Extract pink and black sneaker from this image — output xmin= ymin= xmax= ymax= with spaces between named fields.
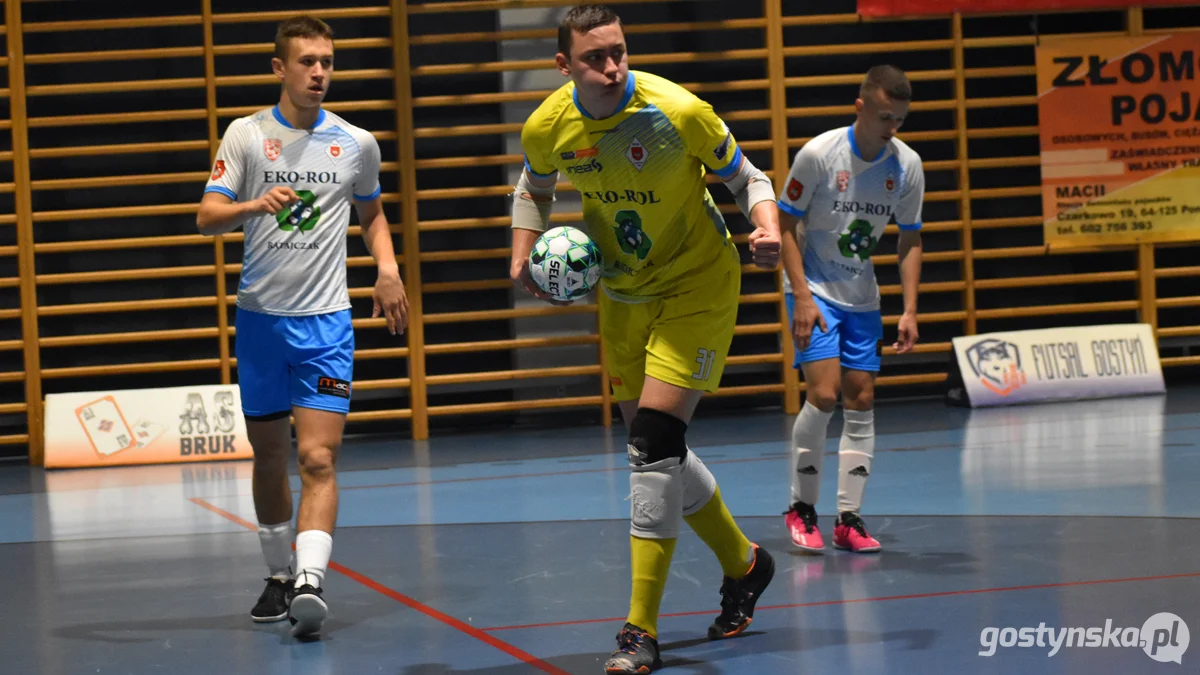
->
xmin=833 ymin=512 xmax=881 ymax=553
xmin=784 ymin=501 xmax=824 ymax=553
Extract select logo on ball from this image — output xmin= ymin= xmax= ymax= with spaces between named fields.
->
xmin=529 ymin=226 xmax=603 ymax=302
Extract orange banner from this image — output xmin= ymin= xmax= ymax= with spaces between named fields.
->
xmin=44 ymin=384 xmax=253 ymax=469
xmin=859 ymin=0 xmax=1194 ymax=17
xmin=1038 ymin=34 xmax=1200 ymax=249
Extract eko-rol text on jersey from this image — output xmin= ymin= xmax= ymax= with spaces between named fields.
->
xmin=205 ymin=107 xmax=382 ymax=316
xmin=777 ymin=126 xmax=925 ymax=311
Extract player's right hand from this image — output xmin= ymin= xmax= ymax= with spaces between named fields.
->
xmin=251 ymin=186 xmax=299 ymax=215
xmin=792 ymin=296 xmax=827 ymax=351
xmin=510 ymin=258 xmax=571 ymax=306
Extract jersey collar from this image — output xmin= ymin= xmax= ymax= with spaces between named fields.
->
xmin=848 ymin=124 xmax=885 ymax=162
xmin=272 ymin=105 xmax=326 ymax=131
xmin=573 ymin=71 xmax=637 ymax=120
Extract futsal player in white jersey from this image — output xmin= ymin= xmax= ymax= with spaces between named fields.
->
xmin=776 ymin=65 xmax=924 ymax=554
xmin=195 ymin=16 xmax=408 ymax=637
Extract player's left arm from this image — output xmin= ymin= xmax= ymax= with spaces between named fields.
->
xmin=894 ymin=158 xmax=926 ymax=354
xmin=354 ymin=133 xmax=408 ymax=336
xmin=683 ymin=99 xmax=779 ymax=270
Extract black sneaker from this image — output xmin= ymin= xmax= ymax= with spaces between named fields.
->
xmin=604 ymin=623 xmax=662 ymax=674
xmin=288 ymin=584 xmax=328 ymax=638
xmin=707 ymin=545 xmax=775 ymax=640
xmin=250 ymin=577 xmax=291 ymax=623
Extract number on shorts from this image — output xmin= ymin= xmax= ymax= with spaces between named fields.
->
xmin=692 ymin=348 xmax=716 ymax=381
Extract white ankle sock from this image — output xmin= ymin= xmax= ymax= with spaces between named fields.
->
xmin=294 ymin=530 xmax=333 ymax=589
xmin=257 ymin=521 xmax=292 ymax=579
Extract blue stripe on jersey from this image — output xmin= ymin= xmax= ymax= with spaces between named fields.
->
xmin=713 ymin=146 xmax=743 ymax=180
xmin=272 ymin=105 xmax=327 ymax=130
xmin=524 ymin=155 xmax=556 ymax=179
xmin=354 ymin=186 xmax=382 ymax=201
xmin=572 ymin=72 xmax=637 ymax=120
xmin=847 ymin=125 xmax=884 ymax=162
xmin=778 ymin=201 xmax=806 ymax=219
xmin=205 ymin=185 xmax=237 ymax=200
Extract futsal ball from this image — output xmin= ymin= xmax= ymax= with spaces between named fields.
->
xmin=528 ymin=226 xmax=602 ymax=302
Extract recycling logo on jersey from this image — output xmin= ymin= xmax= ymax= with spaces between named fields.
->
xmin=838 ymin=219 xmax=878 ymax=261
xmin=277 ymin=190 xmax=321 ymax=233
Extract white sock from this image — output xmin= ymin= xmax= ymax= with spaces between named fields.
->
xmin=257 ymin=522 xmax=293 ymax=579
xmin=791 ymin=401 xmax=834 ymax=506
xmin=837 ymin=408 xmax=875 ymax=514
xmin=294 ymin=530 xmax=333 ymax=589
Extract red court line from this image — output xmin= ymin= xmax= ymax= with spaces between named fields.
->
xmin=482 ymin=570 xmax=1200 ymax=632
xmin=187 ymin=497 xmax=572 ymax=675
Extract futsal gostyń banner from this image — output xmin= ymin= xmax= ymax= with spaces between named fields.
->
xmin=1038 ymin=34 xmax=1200 ymax=249
xmin=43 ymin=384 xmax=253 ymax=468
xmin=944 ymin=323 xmax=1164 ymax=408
xmin=858 ymin=0 xmax=1195 ymax=17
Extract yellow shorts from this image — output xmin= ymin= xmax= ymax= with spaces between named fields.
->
xmin=599 ymin=263 xmax=741 ymax=402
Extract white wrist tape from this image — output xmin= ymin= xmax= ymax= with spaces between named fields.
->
xmin=511 ymin=170 xmax=557 ymax=232
xmin=724 ymin=156 xmax=776 ymax=219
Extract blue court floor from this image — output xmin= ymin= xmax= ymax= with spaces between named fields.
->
xmin=3 ymin=388 xmax=1199 ymax=674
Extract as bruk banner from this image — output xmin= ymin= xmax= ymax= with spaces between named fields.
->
xmin=44 ymin=384 xmax=253 ymax=468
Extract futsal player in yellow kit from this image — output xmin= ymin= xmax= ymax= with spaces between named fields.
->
xmin=508 ymin=6 xmax=781 ymax=673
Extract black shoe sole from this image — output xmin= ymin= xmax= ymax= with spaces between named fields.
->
xmin=707 ymin=548 xmax=776 ymax=641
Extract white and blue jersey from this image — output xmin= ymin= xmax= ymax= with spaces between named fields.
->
xmin=777 ymin=125 xmax=925 ymax=312
xmin=777 ymin=126 xmax=925 ymax=372
xmin=204 ymin=106 xmax=380 ymax=416
xmin=205 ymin=106 xmax=381 ymax=317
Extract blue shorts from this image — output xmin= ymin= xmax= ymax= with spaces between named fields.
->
xmin=786 ymin=293 xmax=883 ymax=373
xmin=235 ymin=307 xmax=354 ymax=419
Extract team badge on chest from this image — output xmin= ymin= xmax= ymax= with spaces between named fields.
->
xmin=626 ymin=138 xmax=648 ymax=171
xmin=327 ymin=141 xmax=342 ymax=161
xmin=886 ymin=173 xmax=895 ymax=194
xmin=836 ymin=170 xmax=850 ymax=193
xmin=264 ymin=139 xmax=282 ymax=161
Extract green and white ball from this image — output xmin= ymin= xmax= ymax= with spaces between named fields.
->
xmin=529 ymin=226 xmax=602 ymax=302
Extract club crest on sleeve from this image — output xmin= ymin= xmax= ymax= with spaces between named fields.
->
xmin=264 ymin=139 xmax=282 ymax=161
xmin=714 ymin=132 xmax=733 ymax=162
xmin=786 ymin=178 xmax=803 ymax=201
xmin=211 ymin=159 xmax=226 ymax=181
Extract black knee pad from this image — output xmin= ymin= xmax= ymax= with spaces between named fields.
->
xmin=627 ymin=407 xmax=688 ymax=467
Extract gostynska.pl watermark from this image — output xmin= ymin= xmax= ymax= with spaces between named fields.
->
xmin=979 ymin=613 xmax=1189 ymax=664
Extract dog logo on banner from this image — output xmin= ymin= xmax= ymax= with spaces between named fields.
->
xmin=965 ymin=338 xmax=1028 ymax=396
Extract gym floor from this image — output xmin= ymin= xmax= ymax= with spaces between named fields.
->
xmin=2 ymin=387 xmax=1197 ymax=674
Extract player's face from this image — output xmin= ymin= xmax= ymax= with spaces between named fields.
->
xmin=558 ymin=23 xmax=628 ymax=106
xmin=856 ymin=87 xmax=908 ymax=144
xmin=274 ymin=37 xmax=334 ymax=108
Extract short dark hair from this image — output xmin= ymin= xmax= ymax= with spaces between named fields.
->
xmin=860 ymin=65 xmax=912 ymax=102
xmin=275 ymin=15 xmax=334 ymax=61
xmin=558 ymin=4 xmax=622 ymax=56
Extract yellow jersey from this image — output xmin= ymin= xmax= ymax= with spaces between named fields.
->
xmin=521 ymin=70 xmax=743 ymax=301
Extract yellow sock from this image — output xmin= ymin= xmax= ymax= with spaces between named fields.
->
xmin=684 ymin=486 xmax=754 ymax=579
xmin=627 ymin=536 xmax=676 ymax=638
